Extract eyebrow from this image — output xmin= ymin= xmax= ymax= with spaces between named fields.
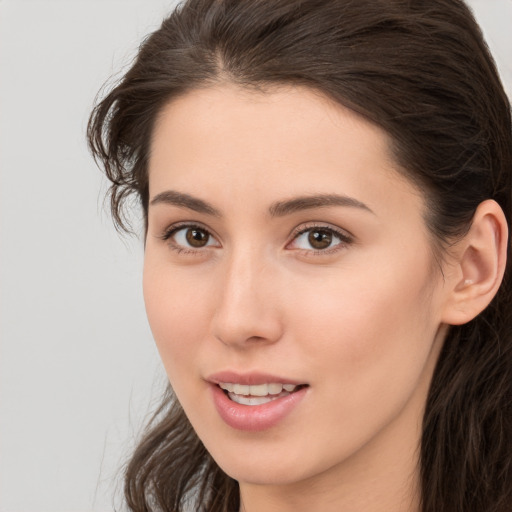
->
xmin=150 ymin=190 xmax=221 ymax=216
xmin=149 ymin=190 xmax=374 ymax=217
xmin=268 ymin=194 xmax=374 ymax=217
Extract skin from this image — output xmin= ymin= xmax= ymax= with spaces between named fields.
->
xmin=143 ymin=84 xmax=505 ymax=512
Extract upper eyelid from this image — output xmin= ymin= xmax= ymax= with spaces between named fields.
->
xmin=161 ymin=223 xmax=221 ymax=253
xmin=284 ymin=224 xmax=354 ymax=256
xmin=160 ymin=221 xmax=216 ymax=239
xmin=289 ymin=222 xmax=354 ymax=240
xmin=158 ymin=221 xmax=353 ymax=249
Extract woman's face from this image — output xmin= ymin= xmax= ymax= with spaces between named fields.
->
xmin=144 ymin=84 xmax=450 ymax=491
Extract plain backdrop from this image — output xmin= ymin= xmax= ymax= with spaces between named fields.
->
xmin=0 ymin=1 xmax=510 ymax=511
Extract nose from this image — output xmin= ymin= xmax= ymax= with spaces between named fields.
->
xmin=211 ymin=249 xmax=283 ymax=348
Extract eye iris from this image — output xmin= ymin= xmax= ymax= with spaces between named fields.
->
xmin=186 ymin=228 xmax=209 ymax=247
xmin=308 ymin=229 xmax=332 ymax=249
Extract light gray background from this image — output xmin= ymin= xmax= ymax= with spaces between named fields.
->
xmin=0 ymin=1 xmax=510 ymax=511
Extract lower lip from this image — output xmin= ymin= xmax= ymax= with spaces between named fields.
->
xmin=210 ymin=384 xmax=307 ymax=431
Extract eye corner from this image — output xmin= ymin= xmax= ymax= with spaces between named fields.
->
xmin=286 ymin=223 xmax=354 ymax=255
xmin=159 ymin=222 xmax=221 ymax=253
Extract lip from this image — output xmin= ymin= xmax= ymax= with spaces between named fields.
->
xmin=206 ymin=371 xmax=305 ymax=386
xmin=206 ymin=371 xmax=308 ymax=431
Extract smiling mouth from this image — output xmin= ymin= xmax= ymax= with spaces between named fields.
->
xmin=218 ymin=382 xmax=308 ymax=406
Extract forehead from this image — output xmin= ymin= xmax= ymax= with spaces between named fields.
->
xmin=151 ymin=84 xmax=392 ymax=159
xmin=148 ymin=84 xmax=423 ymax=220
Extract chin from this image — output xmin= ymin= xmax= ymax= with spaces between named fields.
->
xmin=205 ymin=439 xmax=333 ymax=488
xmin=220 ymin=461 xmax=310 ymax=487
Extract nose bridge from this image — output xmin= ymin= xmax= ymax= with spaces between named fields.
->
xmin=212 ymin=243 xmax=282 ymax=347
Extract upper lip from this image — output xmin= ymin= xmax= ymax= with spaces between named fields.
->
xmin=206 ymin=371 xmax=306 ymax=386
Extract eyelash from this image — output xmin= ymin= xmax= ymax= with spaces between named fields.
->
xmin=288 ymin=223 xmax=353 ymax=255
xmin=160 ymin=222 xmax=216 ymax=255
xmin=160 ymin=222 xmax=353 ymax=255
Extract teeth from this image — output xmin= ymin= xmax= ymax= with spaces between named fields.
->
xmin=229 ymin=394 xmax=279 ymax=406
xmin=233 ymin=384 xmax=250 ymax=395
xmin=250 ymin=383 xmax=271 ymax=396
xmin=267 ymin=383 xmax=283 ymax=394
xmin=219 ymin=382 xmax=299 ymax=396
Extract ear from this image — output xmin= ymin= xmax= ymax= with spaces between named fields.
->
xmin=441 ymin=199 xmax=508 ymax=326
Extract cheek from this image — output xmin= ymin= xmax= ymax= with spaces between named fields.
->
xmin=142 ymin=261 xmax=214 ymax=381
xmin=278 ymin=259 xmax=440 ymax=464
xmin=288 ymin=251 xmax=438 ymax=395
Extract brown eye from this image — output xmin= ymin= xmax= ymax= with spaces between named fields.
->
xmin=288 ymin=225 xmax=351 ymax=253
xmin=165 ymin=225 xmax=218 ymax=250
xmin=308 ymin=229 xmax=333 ymax=249
xmin=185 ymin=228 xmax=210 ymax=247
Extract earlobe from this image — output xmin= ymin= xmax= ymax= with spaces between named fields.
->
xmin=441 ymin=199 xmax=508 ymax=326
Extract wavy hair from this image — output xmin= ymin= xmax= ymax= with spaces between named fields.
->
xmin=87 ymin=1 xmax=512 ymax=510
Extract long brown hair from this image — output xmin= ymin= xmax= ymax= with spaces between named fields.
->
xmin=87 ymin=1 xmax=512 ymax=510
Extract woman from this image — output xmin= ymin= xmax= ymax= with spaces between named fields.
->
xmin=88 ymin=0 xmax=512 ymax=511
